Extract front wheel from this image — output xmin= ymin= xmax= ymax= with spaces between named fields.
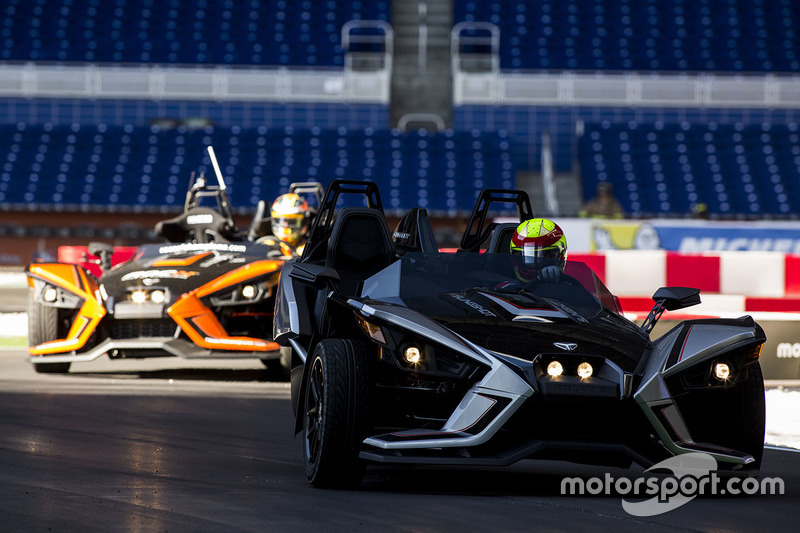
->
xmin=28 ymin=298 xmax=70 ymax=374
xmin=303 ymin=338 xmax=368 ymax=488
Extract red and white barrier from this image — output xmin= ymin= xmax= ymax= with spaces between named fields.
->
xmin=570 ymin=251 xmax=800 ymax=316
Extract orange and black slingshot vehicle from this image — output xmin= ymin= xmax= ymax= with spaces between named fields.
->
xmin=25 ymin=147 xmax=305 ymax=376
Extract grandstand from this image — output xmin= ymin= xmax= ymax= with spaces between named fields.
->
xmin=1 ymin=0 xmax=800 ymax=264
xmin=0 ymin=122 xmax=513 ymax=213
xmin=450 ymin=0 xmax=800 ymax=217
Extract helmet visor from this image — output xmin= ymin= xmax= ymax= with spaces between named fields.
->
xmin=511 ymin=243 xmax=564 ymax=264
xmin=272 ymin=215 xmax=306 ymax=230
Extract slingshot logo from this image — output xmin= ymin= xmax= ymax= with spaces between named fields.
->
xmin=449 ymin=294 xmax=497 ymax=317
xmin=554 ymin=342 xmax=578 ymax=351
xmin=561 ymin=452 xmax=784 ymax=516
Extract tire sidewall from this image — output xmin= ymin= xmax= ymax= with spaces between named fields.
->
xmin=303 ymin=338 xmax=367 ymax=488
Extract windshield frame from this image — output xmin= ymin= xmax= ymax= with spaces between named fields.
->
xmin=360 ymin=252 xmax=622 ymax=316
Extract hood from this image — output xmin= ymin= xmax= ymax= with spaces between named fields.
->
xmin=403 ymin=288 xmax=650 ymax=373
xmin=99 ymin=242 xmax=284 ymax=300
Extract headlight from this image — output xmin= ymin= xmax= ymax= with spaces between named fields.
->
xmin=131 ymin=290 xmax=147 ymax=304
xmin=241 ymin=285 xmax=257 ymax=299
xmin=208 ymin=281 xmax=273 ymax=307
xmin=714 ymin=362 xmax=731 ymax=380
xmin=547 ymin=360 xmax=563 ymax=377
xmin=43 ymin=287 xmax=58 ymax=303
xmin=404 ymin=345 xmax=422 ymax=365
xmin=577 ymin=361 xmax=593 ymax=379
xmin=150 ymin=290 xmax=166 ymax=304
xmin=128 ymin=289 xmax=167 ymax=304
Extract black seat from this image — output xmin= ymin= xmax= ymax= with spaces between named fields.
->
xmin=325 ymin=207 xmax=395 ymax=296
xmin=486 ymin=223 xmax=518 ymax=254
xmin=155 ymin=207 xmax=236 ymax=243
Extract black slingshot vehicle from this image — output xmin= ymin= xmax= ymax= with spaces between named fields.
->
xmin=273 ymin=180 xmax=766 ymax=488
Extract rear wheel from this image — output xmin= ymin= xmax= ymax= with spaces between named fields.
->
xmin=303 ymin=339 xmax=367 ymax=488
xmin=28 ymin=298 xmax=71 ymax=374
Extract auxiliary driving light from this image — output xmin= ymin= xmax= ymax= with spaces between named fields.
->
xmin=577 ymin=362 xmax=594 ymax=379
xmin=150 ymin=290 xmax=166 ymax=304
xmin=43 ymin=287 xmax=58 ymax=303
xmin=242 ymin=285 xmax=257 ymax=299
xmin=714 ymin=362 xmax=731 ymax=380
xmin=131 ymin=290 xmax=147 ymax=304
xmin=404 ymin=346 xmax=421 ymax=364
xmin=547 ymin=360 xmax=563 ymax=377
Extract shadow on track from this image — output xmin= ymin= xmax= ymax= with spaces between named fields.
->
xmin=67 ymin=366 xmax=288 ymax=383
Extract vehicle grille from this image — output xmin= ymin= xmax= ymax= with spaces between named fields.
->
xmin=112 ymin=319 xmax=179 ymax=339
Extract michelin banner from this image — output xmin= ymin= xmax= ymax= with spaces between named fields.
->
xmin=589 ymin=220 xmax=800 ymax=252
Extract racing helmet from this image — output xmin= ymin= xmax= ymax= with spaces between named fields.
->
xmin=510 ymin=218 xmax=567 ymax=281
xmin=271 ymin=193 xmax=310 ymax=247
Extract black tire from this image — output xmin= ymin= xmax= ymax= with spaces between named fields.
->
xmin=28 ymin=297 xmax=71 ymax=374
xmin=303 ymin=338 xmax=368 ymax=488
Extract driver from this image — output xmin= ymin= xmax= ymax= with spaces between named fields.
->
xmin=508 ymin=218 xmax=568 ymax=284
xmin=270 ymin=192 xmax=312 ymax=253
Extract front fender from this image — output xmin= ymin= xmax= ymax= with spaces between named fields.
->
xmin=26 ymin=262 xmax=106 ymax=355
xmin=661 ymin=316 xmax=765 ymax=377
xmin=167 ymin=259 xmax=283 ymax=352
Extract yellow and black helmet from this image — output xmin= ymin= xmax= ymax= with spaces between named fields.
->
xmin=270 ymin=193 xmax=310 ymax=247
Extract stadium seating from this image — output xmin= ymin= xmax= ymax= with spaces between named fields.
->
xmin=578 ymin=121 xmax=800 ymax=218
xmin=454 ymin=0 xmax=800 ymax=72
xmin=0 ymin=123 xmax=514 ymax=214
xmin=0 ymin=0 xmax=390 ymax=66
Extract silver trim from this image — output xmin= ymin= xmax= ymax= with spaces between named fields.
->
xmin=364 ymin=355 xmax=534 ymax=450
xmin=29 ymin=338 xmax=280 ymax=364
xmin=289 ymin=337 xmax=308 ymax=364
xmin=347 ymin=299 xmax=493 ymax=367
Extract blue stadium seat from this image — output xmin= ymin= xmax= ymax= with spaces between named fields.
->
xmin=0 ymin=123 xmax=515 ymax=214
xmin=454 ymin=0 xmax=800 ymax=73
xmin=1 ymin=0 xmax=390 ymax=67
xmin=579 ymin=121 xmax=800 ymax=218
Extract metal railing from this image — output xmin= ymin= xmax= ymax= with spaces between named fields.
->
xmin=450 ymin=21 xmax=500 ymax=76
xmin=0 ymin=20 xmax=394 ymax=104
xmin=451 ymin=21 xmax=800 ymax=109
xmin=454 ymin=68 xmax=800 ymax=109
xmin=0 ymin=62 xmax=390 ymax=104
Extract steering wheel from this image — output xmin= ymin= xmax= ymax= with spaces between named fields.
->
xmin=524 ymin=272 xmax=583 ymax=291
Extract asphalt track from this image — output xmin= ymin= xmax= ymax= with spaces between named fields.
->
xmin=0 ymin=350 xmax=797 ymax=532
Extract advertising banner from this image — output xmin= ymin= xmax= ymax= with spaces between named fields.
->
xmin=590 ymin=220 xmax=800 ymax=252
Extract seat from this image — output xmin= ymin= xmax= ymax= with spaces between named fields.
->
xmin=486 ymin=223 xmax=519 ymax=254
xmin=154 ymin=207 xmax=236 ymax=243
xmin=325 ymin=207 xmax=395 ymax=296
xmin=392 ymin=207 xmax=439 ymax=258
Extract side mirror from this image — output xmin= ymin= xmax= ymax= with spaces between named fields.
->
xmin=652 ymin=287 xmax=701 ymax=311
xmin=641 ymin=287 xmax=701 ymax=334
xmin=289 ymin=263 xmax=341 ymax=290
